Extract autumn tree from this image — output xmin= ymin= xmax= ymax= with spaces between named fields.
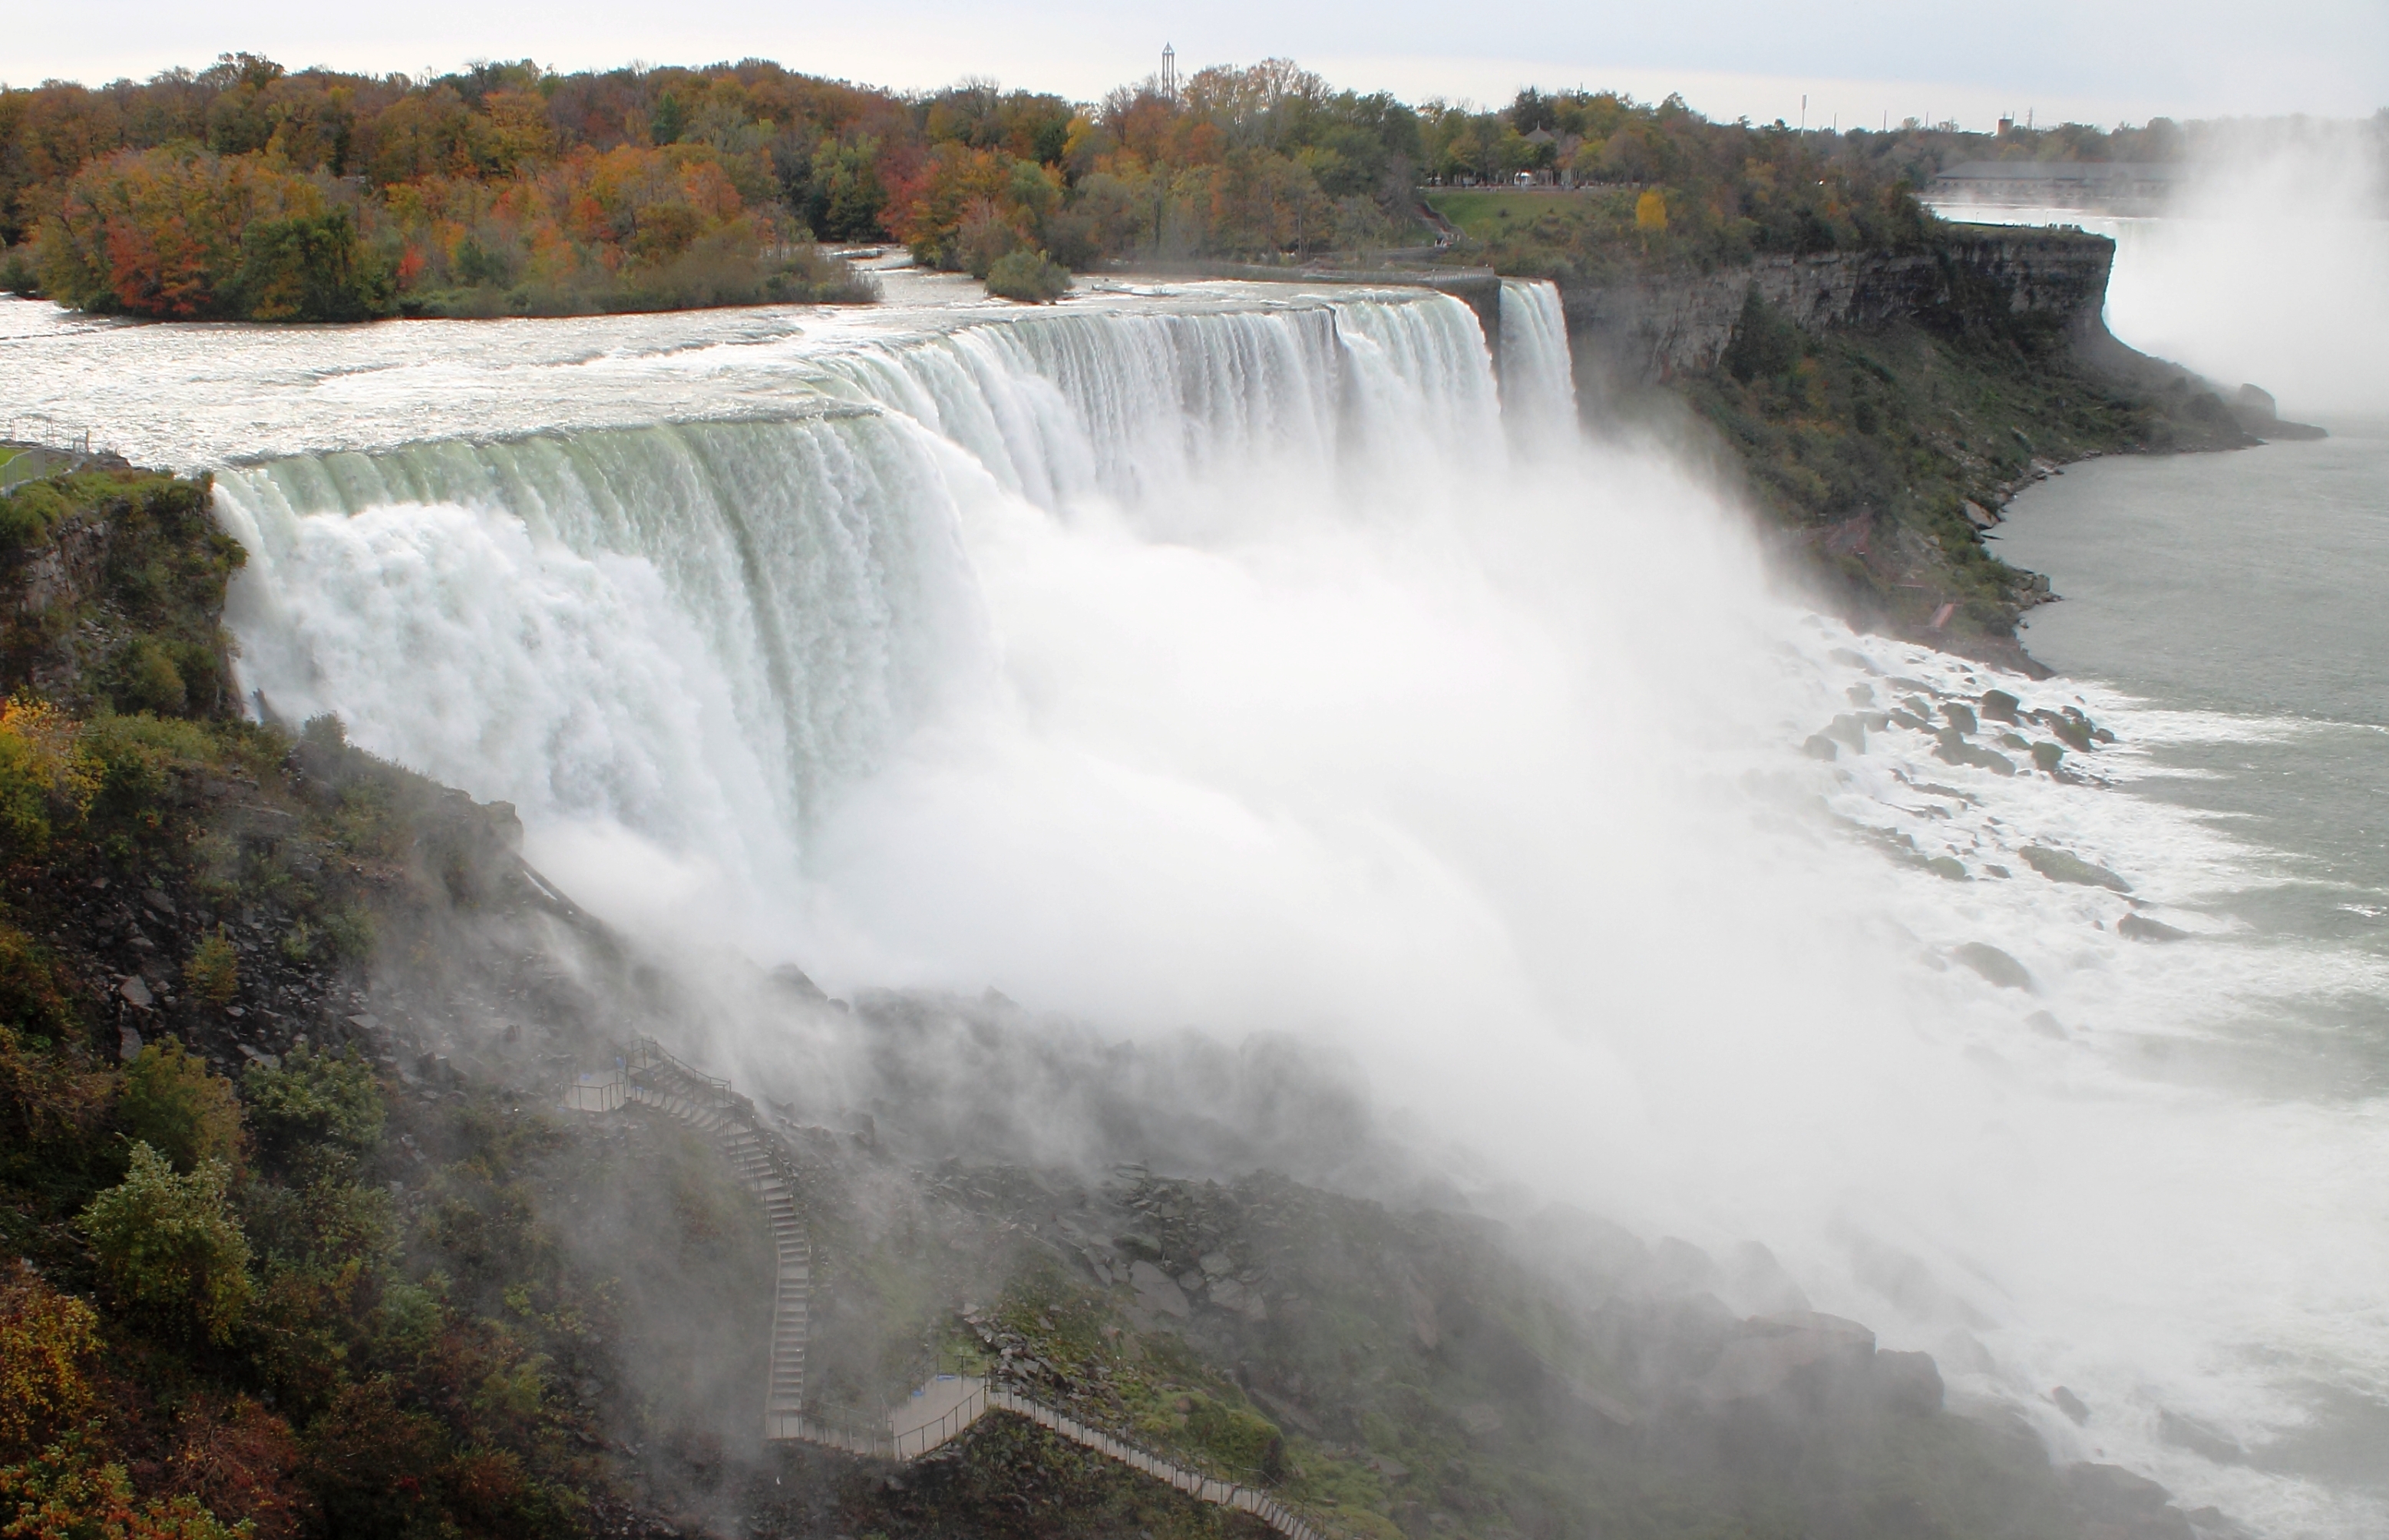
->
xmin=117 ymin=1039 xmax=243 ymax=1175
xmin=0 ymin=1263 xmax=99 ymax=1458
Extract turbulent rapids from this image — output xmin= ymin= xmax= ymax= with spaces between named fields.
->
xmin=15 ymin=267 xmax=2355 ymax=1537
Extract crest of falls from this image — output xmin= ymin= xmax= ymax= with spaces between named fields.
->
xmin=206 ymin=276 xmax=2389 ymax=1539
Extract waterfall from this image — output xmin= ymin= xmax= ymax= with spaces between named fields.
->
xmin=214 ymin=412 xmax=996 ymax=895
xmin=1498 ymin=279 xmax=1578 ymax=443
xmin=214 ymin=290 xmax=1515 ymax=899
xmin=808 ymin=306 xmax=1346 ymax=512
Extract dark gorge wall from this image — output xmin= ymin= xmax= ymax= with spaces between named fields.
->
xmin=1555 ymin=225 xmax=2264 ymax=669
xmin=1557 ymin=230 xmax=2120 ymax=404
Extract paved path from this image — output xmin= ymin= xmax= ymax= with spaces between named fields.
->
xmin=575 ymin=1038 xmax=1328 ymax=1540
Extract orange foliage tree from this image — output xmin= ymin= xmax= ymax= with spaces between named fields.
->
xmin=0 ymin=1263 xmax=98 ymax=1459
xmin=35 ymin=148 xmax=391 ymax=320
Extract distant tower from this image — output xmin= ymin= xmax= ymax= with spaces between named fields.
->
xmin=1161 ymin=43 xmax=1178 ymax=99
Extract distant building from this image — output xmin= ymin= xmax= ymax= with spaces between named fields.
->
xmin=1926 ymin=160 xmax=2186 ymax=216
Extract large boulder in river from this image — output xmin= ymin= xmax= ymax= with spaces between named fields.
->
xmin=1953 ymin=942 xmax=2034 ymax=991
xmin=2021 ymin=845 xmax=2130 ymax=891
xmin=1935 ymin=730 xmax=2015 ymax=775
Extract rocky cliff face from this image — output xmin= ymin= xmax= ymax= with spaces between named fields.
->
xmin=1558 ymin=230 xmax=2117 ymax=402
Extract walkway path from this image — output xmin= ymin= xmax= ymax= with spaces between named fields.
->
xmin=567 ymin=1038 xmax=1328 ymax=1540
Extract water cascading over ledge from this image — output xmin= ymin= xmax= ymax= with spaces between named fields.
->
xmin=211 ymin=289 xmax=1534 ymax=887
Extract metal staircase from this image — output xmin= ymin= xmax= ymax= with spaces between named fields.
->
xmin=605 ymin=1039 xmax=815 ymax=1429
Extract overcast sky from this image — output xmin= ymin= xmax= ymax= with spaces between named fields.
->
xmin=9 ymin=0 xmax=2385 ymax=130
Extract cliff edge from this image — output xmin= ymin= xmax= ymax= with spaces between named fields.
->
xmin=1552 ymin=226 xmax=2280 ymax=669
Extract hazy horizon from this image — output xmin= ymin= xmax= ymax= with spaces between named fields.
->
xmin=10 ymin=0 xmax=2386 ymax=138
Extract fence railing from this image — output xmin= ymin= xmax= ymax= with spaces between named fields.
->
xmin=628 ymin=1037 xmax=732 ymax=1105
xmin=761 ymin=1379 xmax=1330 ymax=1538
xmin=983 ymin=1386 xmax=1329 ymax=1540
xmin=0 ymin=434 xmax=102 ymax=491
xmin=562 ymin=1067 xmax=625 ymax=1112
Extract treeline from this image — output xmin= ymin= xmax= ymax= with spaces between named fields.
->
xmin=0 ymin=55 xmax=895 ymax=319
xmin=19 ymin=49 xmax=2327 ymax=321
xmin=1830 ymin=109 xmax=2389 ymax=212
xmin=0 ymin=52 xmax=1449 ymax=314
xmin=1417 ymin=89 xmax=1936 ymax=280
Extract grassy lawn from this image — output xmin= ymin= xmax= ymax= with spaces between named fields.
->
xmin=1426 ymin=187 xmax=1604 ymax=240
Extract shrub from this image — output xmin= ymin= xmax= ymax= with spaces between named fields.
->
xmin=1182 ymin=1392 xmax=1283 ymax=1476
xmin=183 ymin=932 xmax=240 ymax=1010
xmin=984 ymin=248 xmax=1070 ymax=303
xmin=0 ymin=245 xmax=40 ymax=298
xmin=0 ymin=1025 xmax=114 ymax=1190
xmin=166 ymin=1395 xmax=315 ymax=1540
xmin=119 ymin=1039 xmax=244 ymax=1173
xmin=297 ymin=715 xmax=345 ymax=755
xmin=297 ymin=1378 xmax=449 ymax=1540
xmin=242 ymin=1046 xmax=383 ymax=1161
xmin=760 ymin=245 xmax=881 ymax=305
xmin=75 ymin=1142 xmax=254 ymax=1346
xmin=0 ymin=1263 xmax=100 ymax=1457
xmin=115 ymin=640 xmax=190 ymax=716
xmin=0 ymin=696 xmax=98 ymax=854
xmin=0 ymin=482 xmax=70 ymax=555
xmin=317 ymin=908 xmax=374 ymax=965
xmin=0 ymin=1429 xmax=247 ymax=1539
xmin=0 ymin=926 xmax=80 ymax=1044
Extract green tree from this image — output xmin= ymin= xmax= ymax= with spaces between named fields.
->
xmin=241 ymin=1046 xmax=383 ymax=1162
xmin=649 ymin=91 xmax=686 ymax=146
xmin=181 ymin=932 xmax=239 ymax=1010
xmin=231 ymin=208 xmax=395 ymax=322
xmin=75 ymin=1142 xmax=253 ymax=1346
xmin=117 ymin=1038 xmax=243 ymax=1175
xmin=984 ymin=248 xmax=1069 ymax=302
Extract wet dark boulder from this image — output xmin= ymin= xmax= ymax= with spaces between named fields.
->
xmin=2021 ymin=845 xmax=2130 ymax=891
xmin=2119 ymin=912 xmax=2191 ymax=943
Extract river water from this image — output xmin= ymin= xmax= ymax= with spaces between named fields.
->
xmin=1943 ymin=197 xmax=2389 ymax=1530
xmin=2004 ymin=424 xmax=2389 ymax=1023
xmin=3 ymin=253 xmax=2384 ymax=1535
